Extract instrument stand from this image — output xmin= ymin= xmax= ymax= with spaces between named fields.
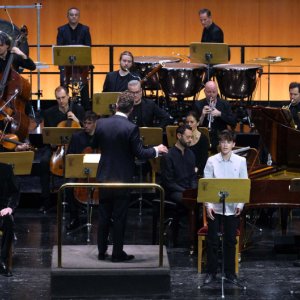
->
xmin=197 ymin=178 xmax=250 ymax=298
xmin=65 ymin=153 xmax=99 ymax=243
xmin=66 ymin=168 xmax=96 ymax=243
xmin=130 ymin=127 xmax=163 ymax=218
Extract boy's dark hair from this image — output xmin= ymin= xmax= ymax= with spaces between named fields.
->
xmin=218 ymin=130 xmax=236 ymax=142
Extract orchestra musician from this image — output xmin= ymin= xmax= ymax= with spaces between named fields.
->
xmin=193 ymin=81 xmax=236 ymax=152
xmin=94 ymin=91 xmax=168 ymax=262
xmin=203 ymin=130 xmax=248 ymax=285
xmin=65 ymin=111 xmax=98 ymax=231
xmin=127 ymin=80 xmax=173 ymax=128
xmin=185 ymin=111 xmax=209 ymax=177
xmin=103 ymin=51 xmax=139 ymax=92
xmin=287 ymin=82 xmax=300 ymax=129
xmin=39 ymin=86 xmax=85 ymax=213
xmin=0 ymin=162 xmax=19 ymax=277
xmin=57 ymin=7 xmax=92 ymax=111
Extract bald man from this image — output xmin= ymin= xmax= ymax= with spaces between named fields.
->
xmin=193 ymin=81 xmax=236 ymax=151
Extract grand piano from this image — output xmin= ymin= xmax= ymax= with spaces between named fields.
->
xmin=246 ymin=106 xmax=300 ymax=233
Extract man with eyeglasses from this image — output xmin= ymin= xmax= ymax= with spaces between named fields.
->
xmin=127 ymin=80 xmax=172 ymax=128
xmin=103 ymin=51 xmax=139 ymax=92
xmin=57 ymin=7 xmax=92 ymax=110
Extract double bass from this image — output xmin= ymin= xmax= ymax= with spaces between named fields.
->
xmin=0 ymin=27 xmax=31 ymax=141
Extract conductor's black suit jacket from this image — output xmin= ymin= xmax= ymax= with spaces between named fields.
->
xmin=94 ymin=114 xmax=156 ymax=183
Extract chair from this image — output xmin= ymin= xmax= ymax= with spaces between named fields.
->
xmin=197 ymin=206 xmax=240 ymax=274
xmin=166 ymin=125 xmax=178 ymax=147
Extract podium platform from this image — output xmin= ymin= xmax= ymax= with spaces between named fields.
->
xmin=51 ymin=244 xmax=170 ymax=298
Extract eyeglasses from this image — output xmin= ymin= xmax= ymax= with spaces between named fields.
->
xmin=131 ymin=90 xmax=142 ymax=95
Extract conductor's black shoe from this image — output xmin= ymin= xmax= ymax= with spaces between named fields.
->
xmin=0 ymin=262 xmax=12 ymax=277
xmin=66 ymin=218 xmax=80 ymax=231
xmin=293 ymin=260 xmax=300 ymax=267
xmin=98 ymin=253 xmax=108 ymax=261
xmin=225 ymin=273 xmax=239 ymax=284
xmin=203 ymin=273 xmax=216 ymax=284
xmin=111 ymin=252 xmax=135 ymax=262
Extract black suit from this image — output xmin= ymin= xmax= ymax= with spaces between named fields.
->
xmin=94 ymin=113 xmax=156 ymax=257
xmin=0 ymin=163 xmax=19 ymax=265
xmin=128 ymin=98 xmax=172 ymax=128
xmin=194 ymin=97 xmax=236 ymax=151
xmin=201 ymin=22 xmax=224 ymax=43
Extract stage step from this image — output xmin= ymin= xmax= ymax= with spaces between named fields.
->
xmin=51 ymin=244 xmax=171 ymax=298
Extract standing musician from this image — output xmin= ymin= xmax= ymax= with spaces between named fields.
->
xmin=102 ymin=51 xmax=139 ymax=92
xmin=39 ymin=86 xmax=85 ymax=213
xmin=287 ymin=82 xmax=300 ymax=129
xmin=127 ymin=80 xmax=172 ymax=128
xmin=194 ymin=81 xmax=236 ymax=152
xmin=65 ymin=111 xmax=98 ymax=230
xmin=57 ymin=7 xmax=92 ymax=111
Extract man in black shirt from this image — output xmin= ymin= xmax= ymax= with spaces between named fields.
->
xmin=103 ymin=51 xmax=139 ymax=92
xmin=160 ymin=125 xmax=197 ymax=207
xmin=39 ymin=86 xmax=85 ymax=213
xmin=127 ymin=80 xmax=172 ymax=128
xmin=199 ymin=8 xmax=224 ymax=43
xmin=65 ymin=111 xmax=98 ymax=230
xmin=57 ymin=7 xmax=92 ymax=111
xmin=287 ymin=82 xmax=300 ymax=129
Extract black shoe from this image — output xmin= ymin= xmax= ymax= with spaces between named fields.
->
xmin=293 ymin=260 xmax=300 ymax=267
xmin=111 ymin=252 xmax=135 ymax=262
xmin=0 ymin=262 xmax=12 ymax=277
xmin=98 ymin=253 xmax=108 ymax=261
xmin=225 ymin=273 xmax=239 ymax=284
xmin=66 ymin=218 xmax=80 ymax=231
xmin=203 ymin=273 xmax=216 ymax=284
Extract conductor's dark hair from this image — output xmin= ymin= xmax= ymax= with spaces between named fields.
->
xmin=176 ymin=124 xmax=192 ymax=136
xmin=199 ymin=8 xmax=211 ymax=17
xmin=0 ymin=31 xmax=11 ymax=47
xmin=218 ymin=130 xmax=236 ymax=142
xmin=117 ymin=91 xmax=134 ymax=114
xmin=289 ymin=82 xmax=300 ymax=92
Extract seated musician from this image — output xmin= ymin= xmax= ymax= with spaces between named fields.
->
xmin=57 ymin=7 xmax=91 ymax=111
xmin=160 ymin=125 xmax=198 ymax=211
xmin=203 ymin=130 xmax=248 ymax=285
xmin=103 ymin=51 xmax=139 ymax=92
xmin=127 ymin=80 xmax=173 ymax=128
xmin=185 ymin=111 xmax=209 ymax=177
xmin=65 ymin=111 xmax=98 ymax=230
xmin=287 ymin=82 xmax=300 ymax=129
xmin=193 ymin=81 xmax=236 ymax=152
xmin=39 ymin=86 xmax=85 ymax=213
xmin=0 ymin=162 xmax=19 ymax=277
xmin=0 ymin=31 xmax=36 ymax=73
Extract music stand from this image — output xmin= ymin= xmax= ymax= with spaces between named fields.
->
xmin=65 ymin=153 xmax=100 ymax=243
xmin=53 ymin=45 xmax=92 ymax=99
xmin=42 ymin=127 xmax=82 ymax=145
xmin=92 ymin=92 xmax=120 ymax=116
xmin=190 ymin=42 xmax=229 ymax=79
xmin=131 ymin=127 xmax=163 ymax=217
xmin=197 ymin=178 xmax=250 ymax=298
xmin=0 ymin=151 xmax=34 ymax=175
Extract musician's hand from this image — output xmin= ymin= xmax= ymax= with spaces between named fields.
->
xmin=11 ymin=47 xmax=27 ymax=59
xmin=15 ymin=143 xmax=30 ymax=152
xmin=67 ymin=111 xmax=79 ymax=123
xmin=0 ymin=207 xmax=13 ymax=216
xmin=202 ymin=105 xmax=211 ymax=116
xmin=235 ymin=207 xmax=242 ymax=216
xmin=211 ymin=108 xmax=221 ymax=117
xmin=207 ymin=207 xmax=215 ymax=220
xmin=4 ymin=115 xmax=13 ymax=123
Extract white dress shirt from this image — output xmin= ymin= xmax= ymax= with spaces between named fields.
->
xmin=204 ymin=152 xmax=248 ymax=215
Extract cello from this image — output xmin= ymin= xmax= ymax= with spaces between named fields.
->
xmin=0 ymin=27 xmax=31 ymax=141
xmin=49 ymin=97 xmax=81 ymax=176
